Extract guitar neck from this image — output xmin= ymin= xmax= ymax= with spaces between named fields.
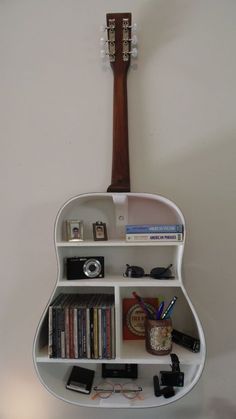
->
xmin=105 ymin=12 xmax=133 ymax=193
xmin=107 ymin=71 xmax=130 ymax=192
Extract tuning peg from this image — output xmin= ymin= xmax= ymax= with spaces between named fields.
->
xmin=131 ymin=48 xmax=138 ymax=58
xmin=100 ymin=24 xmax=106 ymax=32
xmin=126 ymin=22 xmax=138 ymax=30
xmin=100 ymin=49 xmax=115 ymax=63
xmin=131 ymin=35 xmax=138 ymax=45
xmin=100 ymin=37 xmax=107 ymax=46
xmin=100 ymin=21 xmax=116 ymax=32
xmin=100 ymin=49 xmax=106 ymax=59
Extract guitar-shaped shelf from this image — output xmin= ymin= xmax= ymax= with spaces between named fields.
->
xmin=33 ymin=13 xmax=206 ymax=409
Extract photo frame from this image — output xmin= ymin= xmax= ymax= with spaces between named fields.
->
xmin=66 ymin=220 xmax=84 ymax=242
xmin=93 ymin=221 xmax=108 ymax=241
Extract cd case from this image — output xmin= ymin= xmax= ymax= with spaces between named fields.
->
xmin=66 ymin=366 xmax=95 ymax=394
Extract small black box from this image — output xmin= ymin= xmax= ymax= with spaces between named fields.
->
xmin=102 ymin=363 xmax=138 ymax=379
xmin=66 ymin=366 xmax=95 ymax=394
xmin=160 ymin=371 xmax=184 ymax=387
xmin=172 ymin=329 xmax=200 ymax=353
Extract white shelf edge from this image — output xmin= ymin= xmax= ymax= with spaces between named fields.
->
xmin=57 ymin=278 xmax=182 ymax=287
xmin=56 ymin=240 xmax=184 ymax=247
xmin=120 ymin=341 xmax=203 ymax=365
xmin=36 ymin=343 xmax=202 ymax=365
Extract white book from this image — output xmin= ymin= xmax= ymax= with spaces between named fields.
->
xmin=126 ymin=233 xmax=183 ymax=242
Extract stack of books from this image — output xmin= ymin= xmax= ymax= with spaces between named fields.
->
xmin=48 ymin=293 xmax=115 ymax=360
xmin=125 ymin=224 xmax=184 ymax=242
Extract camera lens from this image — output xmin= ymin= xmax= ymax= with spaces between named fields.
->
xmin=83 ymin=258 xmax=102 ymax=278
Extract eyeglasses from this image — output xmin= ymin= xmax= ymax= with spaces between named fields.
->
xmin=91 ymin=381 xmax=143 ymax=400
xmin=123 ymin=264 xmax=174 ymax=279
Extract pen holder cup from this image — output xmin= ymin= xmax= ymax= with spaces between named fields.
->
xmin=144 ymin=318 xmax=173 ymax=355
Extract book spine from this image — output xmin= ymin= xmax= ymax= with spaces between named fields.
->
xmin=69 ymin=307 xmax=75 ymax=358
xmin=111 ymin=305 xmax=116 ymax=359
xmin=77 ymin=308 xmax=83 ymax=358
xmin=90 ymin=308 xmax=94 ymax=359
xmin=51 ymin=305 xmax=58 ymax=358
xmin=106 ymin=307 xmax=111 ymax=359
xmin=93 ymin=308 xmax=98 ymax=359
xmin=102 ymin=307 xmax=107 ymax=358
xmin=98 ymin=307 xmax=102 ymax=359
xmin=56 ymin=307 xmax=63 ymax=358
xmin=126 ymin=233 xmax=183 ymax=241
xmin=60 ymin=307 xmax=66 ymax=358
xmin=82 ymin=308 xmax=87 ymax=358
xmin=65 ymin=305 xmax=70 ymax=359
xmin=48 ymin=306 xmax=53 ymax=358
xmin=125 ymin=224 xmax=183 ymax=234
xmin=86 ymin=307 xmax=91 ymax=359
xmin=74 ymin=307 xmax=78 ymax=359
xmin=61 ymin=331 xmax=65 ymax=358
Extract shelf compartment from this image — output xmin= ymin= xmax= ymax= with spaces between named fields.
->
xmin=34 ymin=287 xmax=116 ymax=358
xmin=57 ymin=245 xmax=179 ymax=281
xmin=55 ymin=193 xmax=185 ymax=243
xmin=35 ymin=362 xmax=202 ymax=408
xmin=118 ymin=286 xmax=201 ymax=362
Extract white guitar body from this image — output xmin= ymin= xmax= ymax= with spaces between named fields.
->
xmin=33 ymin=192 xmax=206 ymax=408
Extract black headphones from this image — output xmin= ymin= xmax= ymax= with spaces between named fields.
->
xmin=124 ymin=263 xmax=174 ymax=279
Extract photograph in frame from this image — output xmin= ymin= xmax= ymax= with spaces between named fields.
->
xmin=93 ymin=221 xmax=108 ymax=241
xmin=66 ymin=220 xmax=84 ymax=241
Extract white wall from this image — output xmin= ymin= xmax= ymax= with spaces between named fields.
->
xmin=1 ymin=1 xmax=236 ymax=418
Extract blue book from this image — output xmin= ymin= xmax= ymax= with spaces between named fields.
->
xmin=125 ymin=224 xmax=183 ymax=234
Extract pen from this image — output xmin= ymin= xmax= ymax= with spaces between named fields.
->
xmin=161 ymin=296 xmax=177 ymax=319
xmin=164 ymin=305 xmax=175 ymax=319
xmin=132 ymin=292 xmax=153 ymax=319
xmin=156 ymin=301 xmax=165 ymax=320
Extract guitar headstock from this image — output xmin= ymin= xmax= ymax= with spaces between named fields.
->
xmin=101 ymin=13 xmax=137 ymax=73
